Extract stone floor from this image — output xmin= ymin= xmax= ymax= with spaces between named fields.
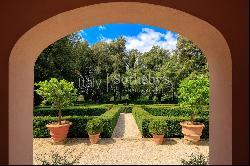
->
xmin=33 ymin=113 xmax=209 ymax=165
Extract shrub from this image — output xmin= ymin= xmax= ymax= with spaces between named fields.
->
xmin=132 ymin=106 xmax=152 ymax=137
xmin=99 ymin=107 xmax=120 ymax=138
xmin=33 ymin=106 xmax=120 ymax=138
xmin=33 ymin=116 xmax=96 ymax=138
xmin=132 ymin=107 xmax=209 ymax=139
xmin=33 ymin=106 xmax=108 ymax=117
xmin=86 ymin=118 xmax=104 ymax=135
xmin=181 ymin=153 xmax=208 ymax=165
xmin=143 ymin=105 xmax=209 ymax=117
xmin=35 ymin=149 xmax=82 ymax=165
xmin=118 ymin=106 xmax=132 ymax=113
xmin=178 ymin=74 xmax=209 ymax=122
xmin=149 ymin=119 xmax=168 ymax=135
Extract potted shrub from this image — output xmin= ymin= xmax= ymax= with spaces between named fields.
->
xmin=149 ymin=119 xmax=168 ymax=145
xmin=35 ymin=78 xmax=77 ymax=143
xmin=86 ymin=118 xmax=104 ymax=144
xmin=178 ymin=74 xmax=209 ymax=142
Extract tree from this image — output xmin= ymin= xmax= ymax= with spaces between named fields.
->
xmin=178 ymin=74 xmax=209 ymax=122
xmin=34 ymin=33 xmax=82 ymax=105
xmin=35 ymin=78 xmax=78 ymax=125
xmin=175 ymin=35 xmax=208 ymax=78
xmin=125 ymin=49 xmax=142 ymax=69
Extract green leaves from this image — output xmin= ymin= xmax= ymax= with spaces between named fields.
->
xmin=85 ymin=118 xmax=104 ymax=135
xmin=35 ymin=78 xmax=78 ymax=111
xmin=178 ymin=74 xmax=209 ymax=120
xmin=132 ymin=106 xmax=209 ymax=139
xmin=149 ymin=119 xmax=168 ymax=135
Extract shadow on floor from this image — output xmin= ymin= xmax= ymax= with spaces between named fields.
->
xmin=162 ymin=138 xmax=178 ymax=145
xmin=111 ymin=113 xmax=125 ymax=138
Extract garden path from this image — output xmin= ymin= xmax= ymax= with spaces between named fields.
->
xmin=111 ymin=113 xmax=141 ymax=139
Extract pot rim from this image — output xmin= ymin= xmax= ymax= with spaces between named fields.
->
xmin=180 ymin=121 xmax=205 ymax=127
xmin=46 ymin=121 xmax=72 ymax=128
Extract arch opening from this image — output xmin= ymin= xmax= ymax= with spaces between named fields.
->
xmin=9 ymin=2 xmax=232 ymax=164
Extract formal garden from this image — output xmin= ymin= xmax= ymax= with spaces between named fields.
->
xmin=33 ymin=24 xmax=209 ymax=165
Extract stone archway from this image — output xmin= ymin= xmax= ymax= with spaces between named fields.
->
xmin=9 ymin=2 xmax=232 ymax=164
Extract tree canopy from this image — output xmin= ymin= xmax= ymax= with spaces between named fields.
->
xmin=34 ymin=32 xmax=209 ymax=105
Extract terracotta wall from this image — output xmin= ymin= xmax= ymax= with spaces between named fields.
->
xmin=0 ymin=0 xmax=248 ymax=164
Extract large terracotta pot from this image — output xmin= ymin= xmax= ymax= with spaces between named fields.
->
xmin=152 ymin=134 xmax=164 ymax=145
xmin=88 ymin=133 xmax=100 ymax=144
xmin=46 ymin=121 xmax=72 ymax=143
xmin=180 ymin=121 xmax=205 ymax=142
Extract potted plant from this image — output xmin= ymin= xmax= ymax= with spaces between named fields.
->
xmin=35 ymin=78 xmax=77 ymax=143
xmin=86 ymin=118 xmax=104 ymax=144
xmin=178 ymin=74 xmax=209 ymax=142
xmin=149 ymin=119 xmax=168 ymax=145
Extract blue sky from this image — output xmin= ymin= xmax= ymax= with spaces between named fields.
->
xmin=79 ymin=24 xmax=178 ymax=53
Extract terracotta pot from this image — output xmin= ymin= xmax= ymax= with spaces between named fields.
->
xmin=46 ymin=121 xmax=72 ymax=143
xmin=152 ymin=134 xmax=164 ymax=145
xmin=88 ymin=133 xmax=100 ymax=144
xmin=180 ymin=121 xmax=205 ymax=142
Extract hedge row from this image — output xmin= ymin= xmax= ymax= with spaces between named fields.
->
xmin=132 ymin=106 xmax=209 ymax=139
xmin=33 ymin=105 xmax=110 ymax=117
xmin=33 ymin=116 xmax=96 ymax=138
xmin=33 ymin=106 xmax=120 ymax=138
xmin=99 ymin=107 xmax=120 ymax=137
xmin=118 ymin=106 xmax=133 ymax=113
xmin=142 ymin=105 xmax=209 ymax=117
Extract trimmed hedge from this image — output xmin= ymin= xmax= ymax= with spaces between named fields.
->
xmin=142 ymin=105 xmax=209 ymax=117
xmin=99 ymin=107 xmax=120 ymax=138
xmin=33 ymin=116 xmax=96 ymax=138
xmin=132 ymin=106 xmax=152 ymax=137
xmin=132 ymin=106 xmax=209 ymax=139
xmin=118 ymin=106 xmax=133 ymax=113
xmin=33 ymin=106 xmax=120 ymax=138
xmin=33 ymin=105 xmax=109 ymax=117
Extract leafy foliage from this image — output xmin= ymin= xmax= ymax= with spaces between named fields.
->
xmin=181 ymin=153 xmax=208 ymax=165
xmin=86 ymin=118 xmax=104 ymax=135
xmin=143 ymin=105 xmax=209 ymax=117
xmin=35 ymin=149 xmax=82 ymax=165
xmin=33 ymin=105 xmax=108 ymax=117
xmin=118 ymin=106 xmax=133 ymax=113
xmin=178 ymin=74 xmax=209 ymax=121
xmin=132 ymin=106 xmax=209 ymax=139
xmin=33 ymin=106 xmax=120 ymax=138
xmin=149 ymin=119 xmax=168 ymax=135
xmin=34 ymin=32 xmax=209 ymax=105
xmin=99 ymin=107 xmax=120 ymax=137
xmin=35 ymin=78 xmax=78 ymax=124
xmin=35 ymin=78 xmax=78 ymax=109
xmin=33 ymin=116 xmax=96 ymax=138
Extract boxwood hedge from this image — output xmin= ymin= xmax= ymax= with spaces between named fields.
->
xmin=99 ymin=107 xmax=120 ymax=138
xmin=33 ymin=105 xmax=109 ymax=117
xmin=33 ymin=106 xmax=120 ymax=138
xmin=118 ymin=106 xmax=133 ymax=113
xmin=33 ymin=116 xmax=96 ymax=138
xmin=132 ymin=106 xmax=209 ymax=139
xmin=142 ymin=105 xmax=209 ymax=117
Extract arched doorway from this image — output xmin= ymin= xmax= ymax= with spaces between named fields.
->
xmin=9 ymin=2 xmax=232 ymax=164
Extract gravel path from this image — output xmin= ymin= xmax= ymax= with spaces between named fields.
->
xmin=111 ymin=113 xmax=141 ymax=139
xmin=33 ymin=138 xmax=209 ymax=165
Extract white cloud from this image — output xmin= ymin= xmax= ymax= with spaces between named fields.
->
xmin=98 ymin=34 xmax=112 ymax=43
xmin=98 ymin=25 xmax=106 ymax=31
xmin=125 ymin=28 xmax=177 ymax=53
